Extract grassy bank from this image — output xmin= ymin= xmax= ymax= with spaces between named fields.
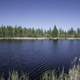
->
xmin=0 ymin=37 xmax=48 ymax=40
xmin=0 ymin=37 xmax=80 ymax=40
xmin=0 ymin=64 xmax=80 ymax=80
xmin=41 ymin=57 xmax=80 ymax=80
xmin=0 ymin=58 xmax=80 ymax=80
xmin=41 ymin=64 xmax=80 ymax=80
xmin=0 ymin=71 xmax=29 ymax=80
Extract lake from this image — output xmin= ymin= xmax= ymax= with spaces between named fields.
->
xmin=0 ymin=40 xmax=80 ymax=80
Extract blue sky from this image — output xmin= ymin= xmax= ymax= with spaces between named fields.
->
xmin=0 ymin=0 xmax=80 ymax=30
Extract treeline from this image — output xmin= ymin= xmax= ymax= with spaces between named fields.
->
xmin=0 ymin=25 xmax=44 ymax=37
xmin=0 ymin=25 xmax=80 ymax=38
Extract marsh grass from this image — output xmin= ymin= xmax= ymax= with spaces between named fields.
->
xmin=41 ymin=57 xmax=80 ymax=80
xmin=0 ymin=57 xmax=80 ymax=80
xmin=0 ymin=71 xmax=29 ymax=80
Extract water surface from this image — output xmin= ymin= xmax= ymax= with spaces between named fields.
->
xmin=0 ymin=40 xmax=80 ymax=80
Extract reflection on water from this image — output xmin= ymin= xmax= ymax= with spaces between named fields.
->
xmin=0 ymin=40 xmax=80 ymax=80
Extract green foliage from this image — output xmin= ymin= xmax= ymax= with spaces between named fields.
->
xmin=52 ymin=25 xmax=58 ymax=37
xmin=7 ymin=71 xmax=29 ymax=80
xmin=0 ymin=25 xmax=80 ymax=38
xmin=41 ymin=60 xmax=80 ymax=80
xmin=0 ymin=58 xmax=80 ymax=80
xmin=67 ymin=27 xmax=76 ymax=37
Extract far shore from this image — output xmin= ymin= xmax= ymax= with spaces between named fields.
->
xmin=0 ymin=37 xmax=80 ymax=40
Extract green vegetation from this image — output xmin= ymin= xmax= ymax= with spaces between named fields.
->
xmin=0 ymin=25 xmax=80 ymax=39
xmin=41 ymin=64 xmax=80 ymax=80
xmin=0 ymin=71 xmax=29 ymax=80
xmin=0 ymin=25 xmax=44 ymax=37
xmin=0 ymin=58 xmax=80 ymax=80
xmin=41 ymin=57 xmax=80 ymax=80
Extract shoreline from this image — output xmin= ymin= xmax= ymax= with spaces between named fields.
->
xmin=0 ymin=37 xmax=80 ymax=40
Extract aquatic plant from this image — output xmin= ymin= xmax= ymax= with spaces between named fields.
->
xmin=41 ymin=57 xmax=80 ymax=80
xmin=0 ymin=71 xmax=29 ymax=80
xmin=0 ymin=57 xmax=80 ymax=80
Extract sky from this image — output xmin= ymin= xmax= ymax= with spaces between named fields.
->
xmin=0 ymin=0 xmax=80 ymax=30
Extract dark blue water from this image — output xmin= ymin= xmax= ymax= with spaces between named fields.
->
xmin=0 ymin=40 xmax=80 ymax=80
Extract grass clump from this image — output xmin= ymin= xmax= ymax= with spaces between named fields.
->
xmin=0 ymin=71 xmax=29 ymax=80
xmin=0 ymin=57 xmax=80 ymax=80
xmin=41 ymin=57 xmax=80 ymax=80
